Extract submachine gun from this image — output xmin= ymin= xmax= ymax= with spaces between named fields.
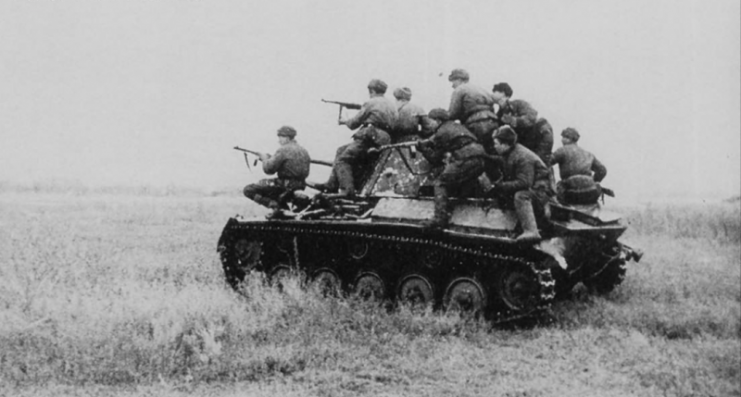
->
xmin=321 ymin=99 xmax=362 ymax=123
xmin=233 ymin=146 xmax=332 ymax=170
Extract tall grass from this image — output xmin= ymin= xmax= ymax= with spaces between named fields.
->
xmin=0 ymin=191 xmax=738 ymax=396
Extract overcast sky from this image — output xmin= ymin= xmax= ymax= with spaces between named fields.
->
xmin=1 ymin=0 xmax=739 ymax=200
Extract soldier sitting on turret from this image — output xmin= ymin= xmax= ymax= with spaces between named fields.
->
xmin=489 ymin=126 xmax=554 ymax=243
xmin=314 ymin=79 xmax=398 ymax=197
xmin=243 ymin=126 xmax=311 ymax=219
xmin=392 ymin=87 xmax=434 ymax=142
xmin=417 ymin=108 xmax=487 ymax=230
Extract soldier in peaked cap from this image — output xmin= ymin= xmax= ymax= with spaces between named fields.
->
xmin=489 ymin=125 xmax=554 ymax=243
xmin=416 ymin=108 xmax=487 ymax=230
xmin=447 ymin=68 xmax=499 ymax=153
xmin=314 ymin=79 xmax=398 ymax=197
xmin=392 ymin=86 xmax=434 ymax=142
xmin=242 ymin=126 xmax=311 ymax=219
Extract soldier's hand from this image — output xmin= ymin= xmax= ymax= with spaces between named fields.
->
xmin=258 ymin=152 xmax=270 ymax=162
xmin=501 ymin=114 xmax=514 ymax=125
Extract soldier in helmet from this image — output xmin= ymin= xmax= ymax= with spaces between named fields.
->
xmin=392 ymin=87 xmax=434 ymax=142
xmin=242 ymin=126 xmax=311 ymax=219
xmin=417 ymin=108 xmax=487 ymax=230
xmin=447 ymin=69 xmax=499 ymax=152
xmin=492 ymin=82 xmax=553 ymax=165
xmin=489 ymin=126 xmax=554 ymax=243
xmin=314 ymin=79 xmax=398 ymax=196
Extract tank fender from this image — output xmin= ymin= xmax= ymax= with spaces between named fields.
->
xmin=534 ymin=238 xmax=569 ymax=270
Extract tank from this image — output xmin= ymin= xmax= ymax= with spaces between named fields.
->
xmin=217 ymin=147 xmax=643 ymax=323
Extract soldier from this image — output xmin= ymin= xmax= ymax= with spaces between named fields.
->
xmin=492 ymin=82 xmax=553 ymax=164
xmin=315 ymin=79 xmax=397 ymax=196
xmin=417 ymin=108 xmax=487 ymax=230
xmin=393 ymin=87 xmax=434 ymax=142
xmin=242 ymin=126 xmax=311 ymax=219
xmin=489 ymin=126 xmax=554 ymax=243
xmin=447 ymin=69 xmax=499 ymax=152
xmin=551 ymin=127 xmax=607 ymax=182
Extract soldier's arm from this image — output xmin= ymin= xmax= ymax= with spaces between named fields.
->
xmin=503 ymin=100 xmax=538 ymax=129
xmin=592 ymin=157 xmax=607 ymax=182
xmin=448 ymin=88 xmax=464 ymax=122
xmin=550 ymin=147 xmax=564 ymax=166
xmin=497 ymin=157 xmax=534 ymax=193
xmin=344 ymin=102 xmax=371 ymax=130
xmin=262 ymin=147 xmax=286 ymax=175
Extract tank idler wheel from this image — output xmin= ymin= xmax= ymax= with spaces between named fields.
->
xmin=233 ymin=238 xmax=262 ymax=274
xmin=444 ymin=277 xmax=486 ymax=315
xmin=498 ymin=265 xmax=542 ymax=312
xmin=353 ymin=272 xmax=386 ymax=300
xmin=398 ymin=274 xmax=435 ymax=309
xmin=348 ymin=240 xmax=369 ymax=260
xmin=310 ymin=268 xmax=342 ymax=297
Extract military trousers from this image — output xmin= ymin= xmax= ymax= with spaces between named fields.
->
xmin=243 ymin=178 xmax=304 ymax=210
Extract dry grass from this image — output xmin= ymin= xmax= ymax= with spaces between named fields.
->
xmin=0 ymin=189 xmax=738 ymax=397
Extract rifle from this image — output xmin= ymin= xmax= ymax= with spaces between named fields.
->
xmin=371 ymin=140 xmax=421 ymax=154
xmin=233 ymin=146 xmax=333 ymax=168
xmin=321 ymin=99 xmax=362 ymax=123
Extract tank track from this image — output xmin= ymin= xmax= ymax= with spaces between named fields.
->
xmin=219 ymin=219 xmax=556 ymax=324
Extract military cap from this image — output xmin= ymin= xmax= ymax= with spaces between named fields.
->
xmin=367 ymin=79 xmax=388 ymax=93
xmin=493 ymin=125 xmax=517 ymax=145
xmin=448 ymin=68 xmax=470 ymax=82
xmin=277 ymin=125 xmax=297 ymax=139
xmin=427 ymin=108 xmax=450 ymax=121
xmin=393 ymin=87 xmax=412 ymax=100
xmin=492 ymin=82 xmax=513 ymax=97
xmin=561 ymin=127 xmax=580 ymax=141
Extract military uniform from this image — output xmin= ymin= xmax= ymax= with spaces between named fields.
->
xmin=243 ymin=140 xmax=311 ymax=210
xmin=448 ymin=83 xmax=498 ymax=151
xmin=394 ymin=101 xmax=433 ymax=142
xmin=491 ymin=128 xmax=554 ymax=242
xmin=325 ymin=92 xmax=398 ymax=195
xmin=418 ymin=118 xmax=486 ymax=228
xmin=551 ymin=143 xmax=607 ymax=182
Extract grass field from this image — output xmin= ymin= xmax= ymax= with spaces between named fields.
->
xmin=0 ymin=188 xmax=738 ymax=397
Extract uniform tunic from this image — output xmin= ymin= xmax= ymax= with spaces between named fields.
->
xmin=243 ymin=140 xmax=311 ymax=210
xmin=494 ymin=143 xmax=553 ymax=215
xmin=419 ymin=121 xmax=486 ymax=189
xmin=551 ymin=143 xmax=607 ymax=182
xmin=394 ymin=101 xmax=433 ymax=142
xmin=497 ymin=144 xmax=552 ymax=194
xmin=448 ymin=83 xmax=498 ymax=151
xmin=345 ymin=95 xmax=398 ymax=146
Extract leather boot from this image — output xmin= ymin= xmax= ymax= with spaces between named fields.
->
xmin=312 ymin=169 xmax=339 ymax=193
xmin=421 ymin=185 xmax=450 ymax=230
xmin=514 ymin=194 xmax=542 ymax=243
xmin=335 ymin=162 xmax=356 ymax=197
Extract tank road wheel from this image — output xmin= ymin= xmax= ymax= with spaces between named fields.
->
xmin=310 ymin=268 xmax=342 ymax=297
xmin=584 ymin=258 xmax=627 ymax=295
xmin=444 ymin=277 xmax=486 ymax=316
xmin=497 ymin=263 xmax=554 ymax=313
xmin=269 ymin=264 xmax=294 ymax=290
xmin=398 ymin=274 xmax=435 ymax=309
xmin=222 ymin=237 xmax=262 ymax=289
xmin=348 ymin=240 xmax=369 ymax=260
xmin=353 ymin=272 xmax=386 ymax=300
